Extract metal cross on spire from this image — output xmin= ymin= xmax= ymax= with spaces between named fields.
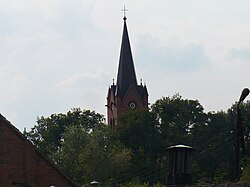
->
xmin=121 ymin=6 xmax=128 ymax=19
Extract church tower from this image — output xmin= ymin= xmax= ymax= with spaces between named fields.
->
xmin=106 ymin=15 xmax=148 ymax=129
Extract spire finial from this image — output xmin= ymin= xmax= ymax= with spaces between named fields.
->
xmin=121 ymin=5 xmax=128 ymax=20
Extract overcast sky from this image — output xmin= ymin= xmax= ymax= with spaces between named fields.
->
xmin=1 ymin=0 xmax=250 ymax=130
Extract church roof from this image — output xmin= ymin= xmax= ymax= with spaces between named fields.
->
xmin=116 ymin=17 xmax=138 ymax=99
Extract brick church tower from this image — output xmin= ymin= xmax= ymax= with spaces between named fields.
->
xmin=106 ymin=16 xmax=148 ymax=129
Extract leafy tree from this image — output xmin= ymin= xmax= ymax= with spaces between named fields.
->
xmin=24 ymin=108 xmax=131 ymax=186
xmin=115 ymin=95 xmax=210 ymax=184
xmin=24 ymin=95 xmax=250 ymax=185
xmin=115 ymin=109 xmax=165 ymax=184
xmin=192 ymin=100 xmax=250 ymax=183
xmin=151 ymin=94 xmax=207 ymax=145
xmin=24 ymin=108 xmax=104 ymax=158
xmin=192 ymin=111 xmax=234 ymax=182
xmin=119 ymin=181 xmax=166 ymax=187
xmin=54 ymin=124 xmax=132 ymax=185
xmin=240 ymin=157 xmax=250 ymax=182
xmin=81 ymin=125 xmax=132 ymax=184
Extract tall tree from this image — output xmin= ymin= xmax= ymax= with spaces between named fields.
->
xmin=115 ymin=109 xmax=166 ymax=184
xmin=151 ymin=94 xmax=207 ymax=145
xmin=24 ymin=108 xmax=104 ymax=158
xmin=24 ymin=108 xmax=132 ymax=186
xmin=55 ymin=124 xmax=132 ymax=185
xmin=192 ymin=111 xmax=234 ymax=182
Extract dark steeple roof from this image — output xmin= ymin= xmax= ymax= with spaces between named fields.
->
xmin=116 ymin=17 xmax=138 ymax=98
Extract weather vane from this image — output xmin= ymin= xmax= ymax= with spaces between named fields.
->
xmin=121 ymin=5 xmax=128 ymax=18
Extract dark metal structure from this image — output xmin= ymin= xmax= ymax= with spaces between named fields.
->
xmin=167 ymin=145 xmax=194 ymax=186
xmin=235 ymin=88 xmax=249 ymax=181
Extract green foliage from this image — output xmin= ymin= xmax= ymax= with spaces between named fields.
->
xmin=151 ymin=94 xmax=207 ymax=145
xmin=116 ymin=181 xmax=166 ymax=187
xmin=213 ymin=169 xmax=225 ymax=184
xmin=78 ymin=125 xmax=132 ymax=183
xmin=24 ymin=108 xmax=104 ymax=158
xmin=24 ymin=108 xmax=131 ymax=186
xmin=117 ymin=110 xmax=163 ymax=162
xmin=24 ymin=95 xmax=250 ymax=186
xmin=192 ymin=111 xmax=234 ymax=181
xmin=119 ymin=181 xmax=165 ymax=187
xmin=115 ymin=110 xmax=165 ymax=184
xmin=52 ymin=125 xmax=88 ymax=184
xmin=240 ymin=157 xmax=250 ymax=182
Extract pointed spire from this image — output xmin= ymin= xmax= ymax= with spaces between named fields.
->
xmin=116 ymin=16 xmax=138 ymax=98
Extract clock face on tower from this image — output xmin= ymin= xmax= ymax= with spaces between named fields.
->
xmin=129 ymin=102 xmax=136 ymax=109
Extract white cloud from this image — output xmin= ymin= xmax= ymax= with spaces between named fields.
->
xmin=1 ymin=0 xmax=250 ymax=130
xmin=0 ymin=64 xmax=30 ymax=102
xmin=136 ymin=35 xmax=209 ymax=74
xmin=57 ymin=70 xmax=109 ymax=90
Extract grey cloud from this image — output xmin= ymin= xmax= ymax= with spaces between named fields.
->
xmin=229 ymin=47 xmax=250 ymax=61
xmin=136 ymin=35 xmax=209 ymax=73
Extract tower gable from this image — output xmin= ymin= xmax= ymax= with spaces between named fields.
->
xmin=122 ymin=84 xmax=146 ymax=110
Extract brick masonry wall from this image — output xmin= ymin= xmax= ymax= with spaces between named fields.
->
xmin=0 ymin=114 xmax=76 ymax=187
